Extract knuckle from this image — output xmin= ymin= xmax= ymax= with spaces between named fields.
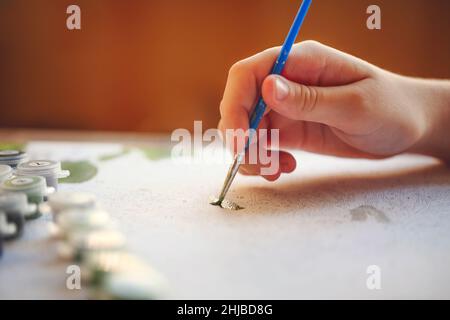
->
xmin=348 ymin=86 xmax=368 ymax=109
xmin=262 ymin=46 xmax=282 ymax=55
xmin=228 ymin=60 xmax=248 ymax=78
xmin=298 ymin=40 xmax=323 ymax=51
xmin=293 ymin=85 xmax=319 ymax=115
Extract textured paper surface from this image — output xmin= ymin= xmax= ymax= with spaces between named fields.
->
xmin=1 ymin=141 xmax=450 ymax=299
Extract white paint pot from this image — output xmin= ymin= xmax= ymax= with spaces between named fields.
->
xmin=57 ymin=208 xmax=111 ymax=238
xmin=0 ymin=150 xmax=28 ymax=168
xmin=0 ymin=165 xmax=13 ymax=182
xmin=45 ymin=192 xmax=97 ymax=221
xmin=1 ymin=176 xmax=47 ymax=219
xmin=16 ymin=160 xmax=70 ymax=190
xmin=0 ymin=192 xmax=37 ymax=221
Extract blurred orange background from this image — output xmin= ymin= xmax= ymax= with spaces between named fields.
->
xmin=0 ymin=0 xmax=449 ymax=133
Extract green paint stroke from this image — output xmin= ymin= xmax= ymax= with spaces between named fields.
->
xmin=98 ymin=148 xmax=131 ymax=162
xmin=60 ymin=161 xmax=98 ymax=183
xmin=140 ymin=146 xmax=171 ymax=161
xmin=0 ymin=142 xmax=27 ymax=151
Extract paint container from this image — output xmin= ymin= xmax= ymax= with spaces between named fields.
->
xmin=41 ymin=192 xmax=97 ymax=223
xmin=0 ymin=150 xmax=28 ymax=168
xmin=98 ymin=273 xmax=167 ymax=300
xmin=0 ymin=165 xmax=13 ymax=183
xmin=93 ymin=267 xmax=167 ymax=299
xmin=16 ymin=160 xmax=70 ymax=191
xmin=56 ymin=208 xmax=112 ymax=239
xmin=88 ymin=254 xmax=167 ymax=300
xmin=90 ymin=254 xmax=167 ymax=300
xmin=0 ymin=192 xmax=37 ymax=222
xmin=81 ymin=251 xmax=152 ymax=285
xmin=58 ymin=229 xmax=126 ymax=262
xmin=0 ymin=211 xmax=25 ymax=241
xmin=1 ymin=176 xmax=47 ymax=219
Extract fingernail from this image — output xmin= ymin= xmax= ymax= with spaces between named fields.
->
xmin=274 ymin=77 xmax=289 ymax=102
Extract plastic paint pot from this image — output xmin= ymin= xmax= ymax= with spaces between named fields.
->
xmin=1 ymin=176 xmax=47 ymax=217
xmin=0 ymin=165 xmax=13 ymax=183
xmin=45 ymin=192 xmax=97 ymax=221
xmin=0 ymin=210 xmax=25 ymax=241
xmin=59 ymin=229 xmax=126 ymax=262
xmin=82 ymin=251 xmax=167 ymax=298
xmin=16 ymin=160 xmax=70 ymax=191
xmin=0 ymin=150 xmax=28 ymax=168
xmin=57 ymin=208 xmax=112 ymax=238
xmin=81 ymin=251 xmax=145 ymax=286
xmin=90 ymin=264 xmax=168 ymax=300
xmin=0 ymin=192 xmax=37 ymax=221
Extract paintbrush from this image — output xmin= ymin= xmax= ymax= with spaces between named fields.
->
xmin=211 ymin=0 xmax=313 ymax=209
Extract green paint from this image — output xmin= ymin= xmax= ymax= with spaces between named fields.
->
xmin=99 ymin=148 xmax=131 ymax=162
xmin=139 ymin=147 xmax=171 ymax=161
xmin=25 ymin=210 xmax=42 ymax=220
xmin=26 ymin=193 xmax=45 ymax=205
xmin=0 ymin=142 xmax=27 ymax=151
xmin=60 ymin=161 xmax=98 ymax=183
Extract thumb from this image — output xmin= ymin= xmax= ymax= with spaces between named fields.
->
xmin=262 ymin=75 xmax=361 ymax=127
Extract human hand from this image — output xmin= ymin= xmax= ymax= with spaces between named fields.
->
xmin=218 ymin=41 xmax=450 ymax=181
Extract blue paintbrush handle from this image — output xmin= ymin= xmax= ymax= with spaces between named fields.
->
xmin=246 ymin=0 xmax=312 ymax=149
xmin=215 ymin=0 xmax=313 ymax=204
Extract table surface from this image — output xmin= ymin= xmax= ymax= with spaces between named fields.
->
xmin=1 ymin=129 xmax=449 ymax=299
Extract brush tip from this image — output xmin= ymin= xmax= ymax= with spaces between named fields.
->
xmin=209 ymin=196 xmax=244 ymax=211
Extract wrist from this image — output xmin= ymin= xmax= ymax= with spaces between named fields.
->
xmin=408 ymin=77 xmax=450 ymax=161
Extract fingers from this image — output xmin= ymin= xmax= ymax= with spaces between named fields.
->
xmin=281 ymin=40 xmax=373 ymax=86
xmin=222 ymin=40 xmax=371 ymax=98
xmin=219 ymin=40 xmax=372 ymax=133
xmin=262 ymin=75 xmax=365 ymax=129
xmin=219 ymin=47 xmax=281 ymax=134
xmin=218 ymin=115 xmax=270 ymax=155
xmin=239 ymin=150 xmax=297 ymax=182
xmin=218 ymin=40 xmax=375 ymax=181
xmin=219 ymin=117 xmax=297 ymax=181
xmin=219 ymin=41 xmax=373 ymax=139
